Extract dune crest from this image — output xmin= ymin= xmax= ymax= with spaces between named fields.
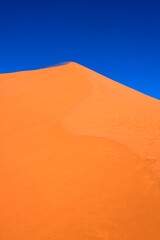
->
xmin=0 ymin=62 xmax=160 ymax=240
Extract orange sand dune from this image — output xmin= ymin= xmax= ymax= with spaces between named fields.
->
xmin=0 ymin=62 xmax=160 ymax=240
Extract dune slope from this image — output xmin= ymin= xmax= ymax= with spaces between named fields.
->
xmin=0 ymin=62 xmax=160 ymax=240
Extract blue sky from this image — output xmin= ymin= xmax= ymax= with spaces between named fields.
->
xmin=0 ymin=0 xmax=160 ymax=99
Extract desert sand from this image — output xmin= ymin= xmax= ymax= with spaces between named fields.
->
xmin=0 ymin=62 xmax=160 ymax=239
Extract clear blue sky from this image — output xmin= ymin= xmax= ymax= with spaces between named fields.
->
xmin=0 ymin=0 xmax=160 ymax=99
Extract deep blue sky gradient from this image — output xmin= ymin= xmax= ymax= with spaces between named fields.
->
xmin=0 ymin=0 xmax=160 ymax=99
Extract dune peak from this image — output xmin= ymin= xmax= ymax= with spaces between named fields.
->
xmin=0 ymin=61 xmax=160 ymax=240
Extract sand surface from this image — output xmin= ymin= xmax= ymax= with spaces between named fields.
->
xmin=0 ymin=62 xmax=160 ymax=239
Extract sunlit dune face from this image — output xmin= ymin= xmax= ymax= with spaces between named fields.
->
xmin=0 ymin=62 xmax=160 ymax=239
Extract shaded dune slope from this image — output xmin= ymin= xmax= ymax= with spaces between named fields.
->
xmin=0 ymin=62 xmax=160 ymax=240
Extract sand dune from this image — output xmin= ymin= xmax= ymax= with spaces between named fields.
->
xmin=0 ymin=62 xmax=160 ymax=239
